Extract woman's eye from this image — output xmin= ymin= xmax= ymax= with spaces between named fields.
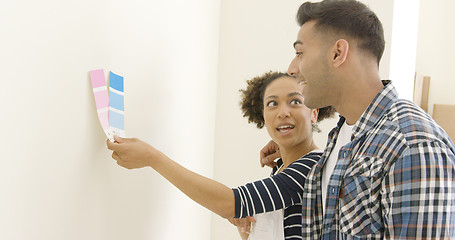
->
xmin=266 ymin=101 xmax=277 ymax=107
xmin=295 ymin=51 xmax=303 ymax=57
xmin=290 ymin=99 xmax=302 ymax=105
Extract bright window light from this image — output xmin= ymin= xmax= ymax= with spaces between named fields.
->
xmin=389 ymin=0 xmax=421 ymax=100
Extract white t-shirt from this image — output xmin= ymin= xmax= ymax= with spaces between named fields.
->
xmin=248 ymin=210 xmax=284 ymax=240
xmin=322 ymin=122 xmax=354 ymax=211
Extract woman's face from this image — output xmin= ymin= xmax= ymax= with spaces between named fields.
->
xmin=263 ymin=76 xmax=318 ymax=150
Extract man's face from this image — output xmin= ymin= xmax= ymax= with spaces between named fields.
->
xmin=287 ymin=20 xmax=335 ymax=110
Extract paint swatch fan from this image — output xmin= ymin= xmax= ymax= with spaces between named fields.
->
xmin=89 ymin=69 xmax=125 ymax=142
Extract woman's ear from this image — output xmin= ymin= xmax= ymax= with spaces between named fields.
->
xmin=311 ymin=109 xmax=319 ymax=123
xmin=331 ymin=39 xmax=349 ymax=68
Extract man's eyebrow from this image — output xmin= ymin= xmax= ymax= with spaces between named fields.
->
xmin=293 ymin=40 xmax=303 ymax=49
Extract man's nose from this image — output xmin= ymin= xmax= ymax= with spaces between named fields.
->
xmin=287 ymin=57 xmax=299 ymax=76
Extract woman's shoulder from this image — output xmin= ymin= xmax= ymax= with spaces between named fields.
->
xmin=272 ymin=151 xmax=322 ymax=175
xmin=298 ymin=150 xmax=323 ymax=161
xmin=288 ymin=150 xmax=322 ymax=169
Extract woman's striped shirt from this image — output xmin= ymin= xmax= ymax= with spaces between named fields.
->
xmin=232 ymin=151 xmax=321 ymax=239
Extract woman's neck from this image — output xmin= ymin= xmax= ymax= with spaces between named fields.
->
xmin=279 ymin=140 xmax=319 ymax=170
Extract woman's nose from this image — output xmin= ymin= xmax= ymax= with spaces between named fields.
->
xmin=277 ymin=106 xmax=291 ymax=118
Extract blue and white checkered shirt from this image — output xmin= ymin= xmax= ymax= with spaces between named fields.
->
xmin=301 ymin=81 xmax=455 ymax=239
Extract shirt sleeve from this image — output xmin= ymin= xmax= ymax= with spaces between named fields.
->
xmin=233 ymin=153 xmax=320 ymax=218
xmin=382 ymin=140 xmax=455 ymax=238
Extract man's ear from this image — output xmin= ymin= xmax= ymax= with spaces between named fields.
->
xmin=331 ymin=39 xmax=349 ymax=68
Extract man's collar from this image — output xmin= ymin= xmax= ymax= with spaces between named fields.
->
xmin=336 ymin=80 xmax=397 ymax=139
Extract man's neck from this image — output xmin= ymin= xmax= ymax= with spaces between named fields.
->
xmin=336 ymin=72 xmax=383 ymax=125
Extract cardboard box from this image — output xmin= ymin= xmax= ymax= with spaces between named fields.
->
xmin=413 ymin=73 xmax=430 ymax=112
xmin=433 ymin=104 xmax=455 ymax=141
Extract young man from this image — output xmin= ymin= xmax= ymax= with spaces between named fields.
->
xmin=261 ymin=0 xmax=455 ymax=239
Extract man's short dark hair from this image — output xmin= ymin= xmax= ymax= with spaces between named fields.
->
xmin=297 ymin=0 xmax=385 ymax=64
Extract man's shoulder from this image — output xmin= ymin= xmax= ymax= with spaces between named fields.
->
xmin=383 ymin=99 xmax=451 ymax=146
xmin=358 ymin=98 xmax=454 ymax=174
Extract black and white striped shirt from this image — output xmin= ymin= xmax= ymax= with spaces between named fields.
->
xmin=233 ymin=152 xmax=321 ymax=239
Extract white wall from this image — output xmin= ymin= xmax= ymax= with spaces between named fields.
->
xmin=211 ymin=1 xmax=395 ymax=239
xmin=0 ymin=0 xmax=220 ymax=239
xmin=415 ymin=0 xmax=455 ymax=115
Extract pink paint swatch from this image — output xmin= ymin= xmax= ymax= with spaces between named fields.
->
xmin=98 ymin=111 xmax=109 ymax=130
xmin=89 ymin=69 xmax=107 ymax=88
xmin=93 ymin=90 xmax=109 ymax=109
xmin=89 ymin=69 xmax=112 ymax=140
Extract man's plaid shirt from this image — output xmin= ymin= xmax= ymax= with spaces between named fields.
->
xmin=301 ymin=81 xmax=455 ymax=239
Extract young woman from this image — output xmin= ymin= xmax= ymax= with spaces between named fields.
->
xmin=107 ymin=71 xmax=334 ymax=240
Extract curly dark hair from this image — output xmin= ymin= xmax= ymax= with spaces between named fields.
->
xmin=239 ymin=71 xmax=336 ymax=129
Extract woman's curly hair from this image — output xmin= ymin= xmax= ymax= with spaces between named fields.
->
xmin=239 ymin=71 xmax=336 ymax=129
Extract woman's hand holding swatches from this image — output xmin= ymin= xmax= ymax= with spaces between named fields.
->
xmin=107 ymin=135 xmax=162 ymax=169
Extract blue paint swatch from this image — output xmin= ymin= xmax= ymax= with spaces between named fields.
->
xmin=109 ymin=92 xmax=124 ymax=111
xmin=109 ymin=111 xmax=124 ymax=129
xmin=108 ymin=71 xmax=124 ymax=132
xmin=109 ymin=71 xmax=124 ymax=92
